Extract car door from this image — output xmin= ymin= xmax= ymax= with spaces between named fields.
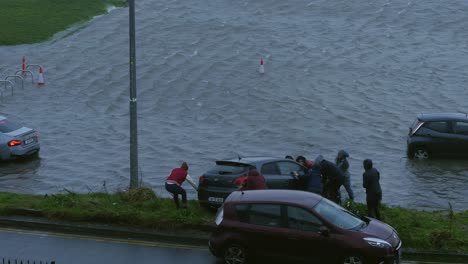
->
xmin=260 ymin=161 xmax=304 ymax=189
xmin=283 ymin=205 xmax=334 ymax=263
xmin=234 ymin=203 xmax=288 ymax=258
xmin=452 ymin=121 xmax=468 ymax=156
xmin=419 ymin=121 xmax=457 ymax=155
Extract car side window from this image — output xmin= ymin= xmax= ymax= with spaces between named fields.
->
xmin=287 ymin=206 xmax=322 ymax=232
xmin=277 ymin=161 xmax=304 ymax=176
xmin=261 ymin=162 xmax=280 ymax=175
xmin=248 ymin=204 xmax=282 ymax=227
xmin=424 ymin=121 xmax=450 ymax=133
xmin=235 ymin=204 xmax=251 ymax=223
xmin=453 ymin=122 xmax=468 ymax=135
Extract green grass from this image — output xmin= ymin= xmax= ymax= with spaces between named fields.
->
xmin=0 ymin=0 xmax=127 ymax=46
xmin=0 ymin=189 xmax=466 ymax=253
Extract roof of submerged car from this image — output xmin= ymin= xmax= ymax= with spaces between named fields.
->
xmin=225 ymin=189 xmax=322 ymax=208
xmin=418 ymin=112 xmax=468 ymax=122
xmin=216 ymin=156 xmax=285 ymax=165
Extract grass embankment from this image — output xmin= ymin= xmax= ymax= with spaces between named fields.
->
xmin=0 ymin=189 xmax=466 ymax=253
xmin=0 ymin=0 xmax=127 ymax=46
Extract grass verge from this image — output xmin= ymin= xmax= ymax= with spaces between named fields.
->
xmin=0 ymin=189 xmax=466 ymax=253
xmin=0 ymin=0 xmax=127 ymax=46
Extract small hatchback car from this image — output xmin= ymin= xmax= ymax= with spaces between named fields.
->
xmin=209 ymin=190 xmax=402 ymax=264
xmin=0 ymin=116 xmax=40 ymax=161
xmin=407 ymin=112 xmax=468 ymax=160
xmin=197 ymin=157 xmax=307 ymax=208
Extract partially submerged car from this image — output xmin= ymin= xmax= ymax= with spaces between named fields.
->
xmin=407 ymin=112 xmax=468 ymax=160
xmin=197 ymin=156 xmax=307 ymax=208
xmin=209 ymin=189 xmax=402 ymax=264
xmin=0 ymin=115 xmax=40 ymax=161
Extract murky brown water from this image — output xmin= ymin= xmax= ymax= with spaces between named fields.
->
xmin=0 ymin=0 xmax=467 ymax=211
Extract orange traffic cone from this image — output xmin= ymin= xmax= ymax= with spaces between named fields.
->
xmin=37 ymin=67 xmax=45 ymax=86
xmin=259 ymin=58 xmax=265 ymax=74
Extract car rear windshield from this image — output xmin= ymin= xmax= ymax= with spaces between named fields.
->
xmin=207 ymin=162 xmax=250 ymax=175
xmin=0 ymin=119 xmax=22 ymax=133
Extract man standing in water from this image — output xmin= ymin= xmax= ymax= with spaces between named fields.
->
xmin=362 ymin=159 xmax=382 ymax=220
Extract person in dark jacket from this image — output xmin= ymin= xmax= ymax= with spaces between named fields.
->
xmin=165 ymin=161 xmax=189 ymax=209
xmin=320 ymin=158 xmax=345 ymax=204
xmin=362 ymin=159 xmax=382 ymax=220
xmin=336 ymin=150 xmax=354 ymax=201
xmin=299 ymin=155 xmax=323 ymax=194
xmin=241 ymin=167 xmax=268 ymax=190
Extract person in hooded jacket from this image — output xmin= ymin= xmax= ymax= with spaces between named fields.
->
xmin=241 ymin=166 xmax=268 ymax=190
xmin=165 ymin=161 xmax=190 ymax=209
xmin=362 ymin=159 xmax=382 ymax=220
xmin=299 ymin=155 xmax=323 ymax=194
xmin=335 ymin=150 xmax=354 ymax=201
xmin=320 ymin=158 xmax=345 ymax=204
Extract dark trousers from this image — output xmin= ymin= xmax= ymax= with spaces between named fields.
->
xmin=329 ymin=178 xmax=344 ymax=204
xmin=165 ymin=183 xmax=187 ymax=208
xmin=366 ymin=193 xmax=382 ymax=220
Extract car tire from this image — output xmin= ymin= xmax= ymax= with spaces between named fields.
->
xmin=412 ymin=147 xmax=430 ymax=160
xmin=342 ymin=255 xmax=364 ymax=264
xmin=223 ymin=244 xmax=248 ymax=264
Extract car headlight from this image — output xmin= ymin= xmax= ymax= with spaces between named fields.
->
xmin=364 ymin=237 xmax=391 ymax=248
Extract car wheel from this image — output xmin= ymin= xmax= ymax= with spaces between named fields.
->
xmin=223 ymin=244 xmax=247 ymax=264
xmin=413 ymin=147 xmax=430 ymax=160
xmin=342 ymin=255 xmax=364 ymax=264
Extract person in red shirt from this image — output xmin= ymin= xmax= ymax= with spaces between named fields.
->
xmin=240 ymin=167 xmax=268 ymax=190
xmin=165 ymin=161 xmax=189 ymax=209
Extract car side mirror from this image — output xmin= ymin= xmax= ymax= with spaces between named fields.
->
xmin=319 ymin=226 xmax=330 ymax=237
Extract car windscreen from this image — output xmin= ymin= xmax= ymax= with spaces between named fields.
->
xmin=0 ymin=119 xmax=22 ymax=133
xmin=313 ymin=199 xmax=365 ymax=230
xmin=207 ymin=163 xmax=250 ymax=175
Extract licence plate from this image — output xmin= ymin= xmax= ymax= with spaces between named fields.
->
xmin=208 ymin=197 xmax=224 ymax=203
xmin=24 ymin=138 xmax=35 ymax=145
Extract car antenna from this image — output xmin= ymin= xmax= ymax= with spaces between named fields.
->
xmin=237 ymin=153 xmax=242 ymax=160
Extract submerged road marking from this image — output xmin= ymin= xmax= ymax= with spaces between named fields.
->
xmin=0 ymin=227 xmax=208 ymax=251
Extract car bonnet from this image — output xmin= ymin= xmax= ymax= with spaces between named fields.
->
xmin=360 ymin=218 xmax=399 ymax=246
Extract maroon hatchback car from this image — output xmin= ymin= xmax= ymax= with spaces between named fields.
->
xmin=209 ymin=190 xmax=402 ymax=264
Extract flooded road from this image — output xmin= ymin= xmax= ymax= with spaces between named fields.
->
xmin=0 ymin=0 xmax=467 ymax=211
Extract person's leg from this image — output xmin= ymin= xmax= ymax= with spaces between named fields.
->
xmin=179 ymin=186 xmax=187 ymax=208
xmin=343 ymin=175 xmax=354 ymax=200
xmin=165 ymin=183 xmax=180 ymax=208
xmin=171 ymin=184 xmax=187 ymax=208
xmin=375 ymin=195 xmax=382 ymax=220
xmin=366 ymin=195 xmax=375 ymax=218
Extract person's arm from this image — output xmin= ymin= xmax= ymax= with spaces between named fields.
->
xmin=362 ymin=173 xmax=368 ymax=189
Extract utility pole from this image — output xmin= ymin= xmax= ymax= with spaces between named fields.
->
xmin=128 ymin=0 xmax=139 ymax=189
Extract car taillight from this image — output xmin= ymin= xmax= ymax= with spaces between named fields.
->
xmin=199 ymin=175 xmax=205 ymax=185
xmin=8 ymin=140 xmax=22 ymax=147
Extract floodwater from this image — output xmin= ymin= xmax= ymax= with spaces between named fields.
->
xmin=0 ymin=0 xmax=467 ymax=211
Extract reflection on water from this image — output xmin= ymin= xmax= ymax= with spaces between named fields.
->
xmin=0 ymin=157 xmax=42 ymax=193
xmin=0 ymin=157 xmax=41 ymax=176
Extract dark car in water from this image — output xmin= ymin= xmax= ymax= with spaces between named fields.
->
xmin=209 ymin=189 xmax=402 ymax=264
xmin=0 ymin=115 xmax=40 ymax=161
xmin=197 ymin=156 xmax=307 ymax=208
xmin=407 ymin=112 xmax=468 ymax=160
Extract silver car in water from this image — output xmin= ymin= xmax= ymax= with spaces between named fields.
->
xmin=0 ymin=116 xmax=40 ymax=161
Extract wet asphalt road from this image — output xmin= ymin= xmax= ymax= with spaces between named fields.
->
xmin=0 ymin=228 xmax=459 ymax=264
